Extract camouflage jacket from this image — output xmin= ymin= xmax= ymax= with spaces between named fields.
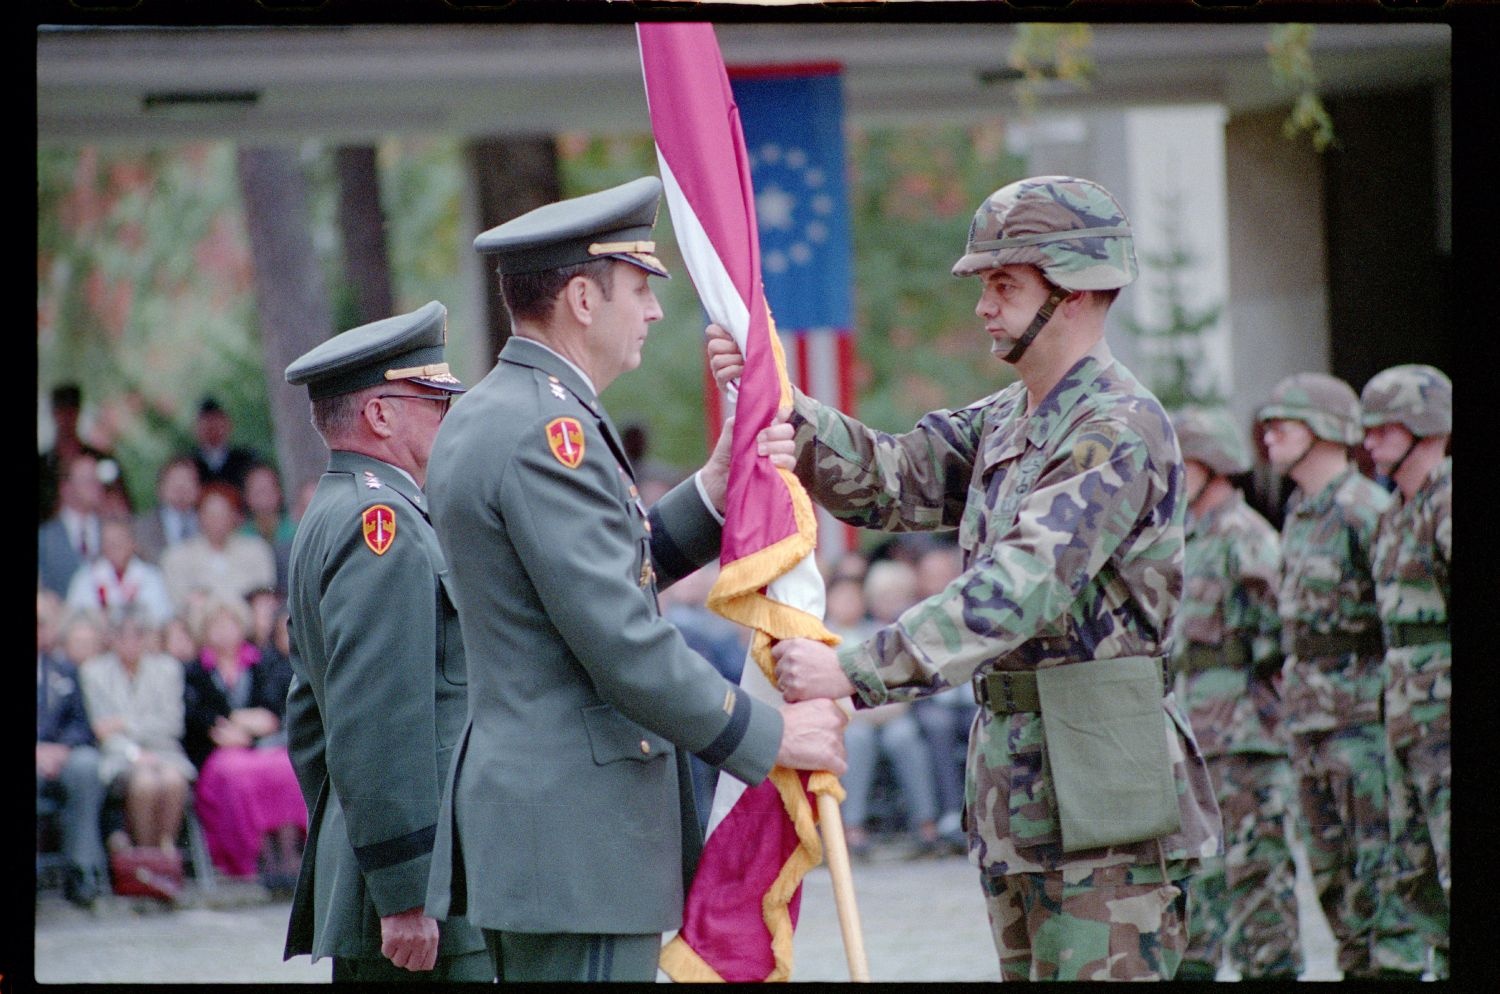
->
xmin=1277 ymin=466 xmax=1391 ymax=735
xmin=1173 ymin=490 xmax=1288 ymax=757
xmin=1373 ymin=457 xmax=1451 ymax=748
xmin=789 ymin=342 xmax=1221 ymax=878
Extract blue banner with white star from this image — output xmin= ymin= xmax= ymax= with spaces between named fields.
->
xmin=729 ymin=67 xmax=853 ymax=332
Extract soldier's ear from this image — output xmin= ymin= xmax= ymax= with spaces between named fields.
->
xmin=563 ymin=276 xmax=595 ymax=327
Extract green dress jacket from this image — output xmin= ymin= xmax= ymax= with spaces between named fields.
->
xmin=283 ymin=450 xmax=485 ymax=963
xmin=423 ymin=336 xmax=783 ymax=935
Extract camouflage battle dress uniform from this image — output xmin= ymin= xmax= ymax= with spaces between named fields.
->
xmin=1262 ymin=374 xmax=1402 ymax=978
xmin=1170 ymin=408 xmax=1302 ymax=980
xmin=783 ymin=176 xmax=1220 ymax=983
xmin=1363 ymin=365 xmax=1451 ymax=977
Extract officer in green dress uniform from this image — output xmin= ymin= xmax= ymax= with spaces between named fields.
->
xmin=281 ymin=301 xmax=491 ymax=982
xmin=421 ymin=177 xmax=848 ymax=982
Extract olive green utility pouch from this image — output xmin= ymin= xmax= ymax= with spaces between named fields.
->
xmin=1034 ymin=656 xmax=1181 ymax=853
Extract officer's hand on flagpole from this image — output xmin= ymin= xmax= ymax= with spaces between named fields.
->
xmin=771 ymin=638 xmax=857 ymax=702
xmin=705 ymin=323 xmax=744 ymax=388
xmin=379 ymin=906 xmax=440 ymax=972
xmin=775 ymin=699 xmax=849 ymax=775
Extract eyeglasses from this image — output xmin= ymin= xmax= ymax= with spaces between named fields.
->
xmin=374 ymin=393 xmax=454 ymax=416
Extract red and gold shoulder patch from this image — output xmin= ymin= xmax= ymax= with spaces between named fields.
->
xmin=362 ymin=504 xmax=397 ymax=555
xmin=546 ymin=416 xmax=586 ymax=469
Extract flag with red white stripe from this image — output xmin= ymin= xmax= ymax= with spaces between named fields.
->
xmin=638 ymin=21 xmax=845 ymax=984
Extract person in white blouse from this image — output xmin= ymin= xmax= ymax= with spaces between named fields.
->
xmin=160 ymin=484 xmax=276 ymax=617
xmin=79 ymin=609 xmax=196 ymax=853
xmin=65 ymin=519 xmax=175 ymax=628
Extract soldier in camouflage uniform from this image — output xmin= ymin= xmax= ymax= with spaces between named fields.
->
xmin=1169 ymin=407 xmax=1303 ymax=981
xmin=1361 ymin=364 xmax=1451 ymax=978
xmin=1257 ymin=372 xmax=1408 ymax=978
xmin=708 ymin=176 xmax=1222 ymax=981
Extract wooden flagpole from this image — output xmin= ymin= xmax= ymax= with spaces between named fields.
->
xmin=816 ymin=791 xmax=870 ymax=981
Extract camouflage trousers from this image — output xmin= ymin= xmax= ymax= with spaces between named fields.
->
xmin=981 ymin=863 xmax=1189 ymax=981
xmin=1373 ymin=725 xmax=1450 ymax=976
xmin=1182 ymin=752 xmax=1303 ymax=978
xmin=1291 ymin=722 xmax=1419 ymax=977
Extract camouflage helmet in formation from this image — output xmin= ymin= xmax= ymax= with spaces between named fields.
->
xmin=951 ymin=176 xmax=1138 ymax=290
xmin=1359 ymin=364 xmax=1452 ymax=438
xmin=1172 ymin=406 xmax=1253 ymax=477
xmin=1257 ymin=372 xmax=1364 ymax=446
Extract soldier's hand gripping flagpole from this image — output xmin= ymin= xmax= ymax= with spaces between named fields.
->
xmin=639 ymin=22 xmax=869 ymax=983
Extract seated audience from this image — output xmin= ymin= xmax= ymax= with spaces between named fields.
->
xmin=827 ymin=562 xmax=944 ymax=859
xmin=65 ymin=517 xmax=175 ymax=628
xmin=79 ymin=609 xmax=196 ymax=855
xmin=182 ymin=594 xmax=304 ymax=884
xmin=240 ymin=462 xmax=295 ymax=595
xmin=133 ymin=455 xmax=201 ymax=564
xmin=38 ymin=451 xmax=107 ymax=597
xmin=37 ymin=590 xmax=109 ymax=908
xmin=160 ymin=483 xmax=276 ymax=617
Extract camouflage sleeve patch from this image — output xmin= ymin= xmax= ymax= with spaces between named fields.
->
xmin=1071 ymin=426 xmax=1119 ymax=472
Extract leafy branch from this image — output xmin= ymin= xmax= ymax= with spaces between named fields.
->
xmin=1267 ymin=24 xmax=1338 ymax=153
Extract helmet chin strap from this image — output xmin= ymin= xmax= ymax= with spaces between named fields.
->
xmin=1000 ymin=285 xmax=1072 ymax=364
xmin=1386 ymin=430 xmax=1420 ymax=483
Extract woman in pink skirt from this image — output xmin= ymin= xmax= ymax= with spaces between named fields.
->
xmin=181 ymin=593 xmax=305 ymax=883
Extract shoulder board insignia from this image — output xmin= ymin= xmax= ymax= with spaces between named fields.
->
xmin=363 ymin=471 xmax=383 ymax=490
xmin=546 ymin=417 xmax=586 ymax=469
xmin=362 ymin=504 xmax=397 ymax=555
xmin=1072 ymin=429 xmax=1118 ymax=472
xmin=549 ymin=381 xmax=568 ymax=401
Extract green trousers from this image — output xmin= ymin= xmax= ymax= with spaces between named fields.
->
xmin=483 ymin=929 xmax=662 ymax=982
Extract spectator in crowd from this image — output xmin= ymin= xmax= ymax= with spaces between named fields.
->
xmin=78 ymin=609 xmax=196 ymax=856
xmin=837 ymin=559 xmax=944 ymax=860
xmin=65 ymin=517 xmax=175 ymax=628
xmin=57 ymin=605 xmax=109 ymax=672
xmin=826 ymin=548 xmax=870 ymax=586
xmin=246 ymin=587 xmax=283 ymax=654
xmin=290 ymin=477 xmax=319 ymax=524
xmin=909 ymin=538 xmax=973 ymax=855
xmin=39 ymin=382 xmax=112 ymax=521
xmin=39 ymin=451 xmax=108 ymax=597
xmin=160 ymin=483 xmax=277 ymax=617
xmin=661 ymin=561 xmax=751 ymax=831
xmin=182 ymin=593 xmax=304 ymax=885
xmin=37 ymin=589 xmax=109 ymax=908
xmin=133 ymin=455 xmax=201 ymax=564
xmin=240 ymin=462 xmax=296 ymax=595
xmin=161 ymin=614 xmax=199 ymax=667
xmin=186 ymin=397 xmax=262 ymax=495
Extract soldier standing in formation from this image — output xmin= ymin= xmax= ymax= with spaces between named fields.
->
xmin=281 ymin=302 xmax=491 ymax=982
xmin=1361 ymin=364 xmax=1451 ymax=979
xmin=1256 ymin=371 xmax=1417 ymax=978
xmin=421 ymin=177 xmax=847 ymax=983
xmin=711 ymin=176 xmax=1223 ymax=981
xmin=1169 ymin=406 xmax=1302 ymax=980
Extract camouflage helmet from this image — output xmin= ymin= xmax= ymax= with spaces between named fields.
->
xmin=1172 ymin=406 xmax=1253 ymax=477
xmin=1257 ymin=372 xmax=1364 ymax=446
xmin=951 ymin=176 xmax=1138 ymax=290
xmin=1360 ymin=364 xmax=1451 ymax=437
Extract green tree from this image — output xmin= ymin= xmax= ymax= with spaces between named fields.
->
xmin=37 ymin=143 xmax=263 ymax=510
xmin=847 ymin=121 xmax=1029 ymax=434
xmin=1119 ymin=190 xmax=1225 ymax=411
